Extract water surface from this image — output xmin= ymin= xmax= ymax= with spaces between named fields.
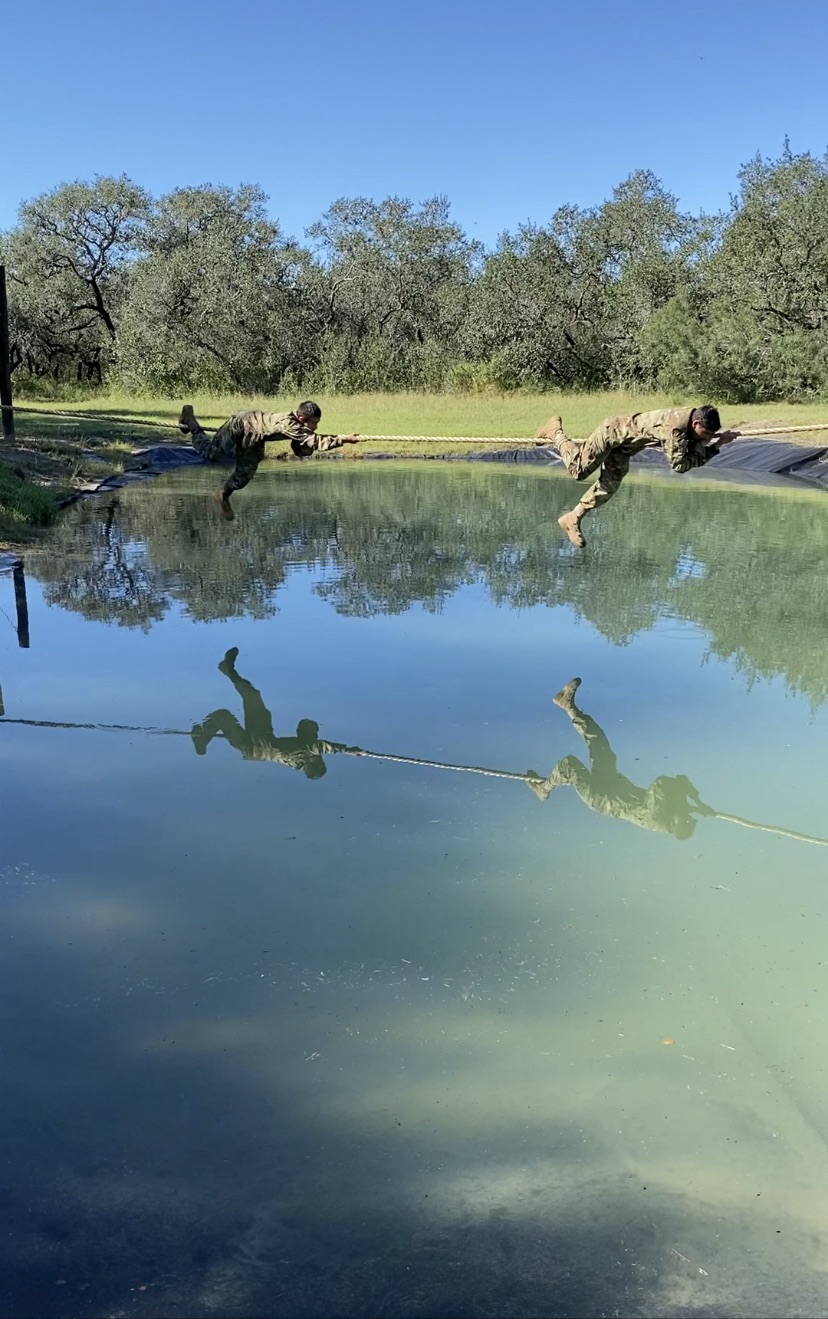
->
xmin=2 ymin=462 xmax=828 ymax=1318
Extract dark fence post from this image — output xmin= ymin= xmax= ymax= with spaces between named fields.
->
xmin=0 ymin=265 xmax=15 ymax=444
xmin=13 ymin=563 xmax=29 ymax=648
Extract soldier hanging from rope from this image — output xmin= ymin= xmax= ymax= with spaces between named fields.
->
xmin=178 ymin=401 xmax=365 ymax=519
xmin=535 ymin=406 xmax=742 ymax=547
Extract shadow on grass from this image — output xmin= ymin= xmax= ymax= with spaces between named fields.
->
xmin=15 ymin=412 xmax=170 ymax=444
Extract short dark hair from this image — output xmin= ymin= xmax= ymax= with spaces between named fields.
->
xmin=295 ymin=400 xmax=322 ymax=422
xmin=691 ymin=405 xmax=721 ymax=433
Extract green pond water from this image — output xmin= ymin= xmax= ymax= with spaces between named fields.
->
xmin=2 ymin=461 xmax=828 ymax=1318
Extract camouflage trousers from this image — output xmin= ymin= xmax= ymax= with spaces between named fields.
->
xmin=191 ymin=423 xmax=264 ymax=496
xmin=555 ymin=417 xmax=640 ymax=511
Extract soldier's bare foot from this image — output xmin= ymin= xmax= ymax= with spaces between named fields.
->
xmin=558 ymin=510 xmax=585 ymax=547
xmin=535 ymin=415 xmax=564 ymax=442
xmin=218 ymin=646 xmax=239 ymax=676
xmin=213 ymin=489 xmax=235 ymax=520
xmin=179 ymin=404 xmax=197 ymax=433
xmin=553 ymin=677 xmax=582 ymax=709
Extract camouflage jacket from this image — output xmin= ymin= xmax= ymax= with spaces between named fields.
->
xmin=546 ymin=760 xmax=700 ymax=837
xmin=217 ymin=410 xmax=348 ymax=454
xmin=608 ymin=407 xmax=720 ymax=472
xmin=243 ymin=734 xmax=350 ymax=770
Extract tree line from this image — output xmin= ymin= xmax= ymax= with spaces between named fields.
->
xmin=3 ymin=143 xmax=828 ymax=402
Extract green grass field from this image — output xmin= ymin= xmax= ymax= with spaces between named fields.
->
xmin=14 ymin=390 xmax=828 ymax=448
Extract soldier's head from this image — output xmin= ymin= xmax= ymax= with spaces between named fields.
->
xmin=690 ymin=405 xmax=721 ymax=441
xmin=295 ymin=400 xmax=322 ymax=433
xmin=296 ymin=719 xmax=326 ymax=778
xmin=652 ymin=774 xmax=699 ymax=840
xmin=296 ymin=718 xmax=320 ymax=742
xmin=667 ymin=812 xmax=697 ymax=840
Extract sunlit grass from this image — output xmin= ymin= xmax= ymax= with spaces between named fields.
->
xmin=0 ymin=462 xmax=59 ymax=539
xmin=16 ymin=390 xmax=828 ymax=446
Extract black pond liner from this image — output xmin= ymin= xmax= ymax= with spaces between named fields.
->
xmin=453 ymin=437 xmax=828 ymax=488
xmin=59 ymin=437 xmax=828 ymax=508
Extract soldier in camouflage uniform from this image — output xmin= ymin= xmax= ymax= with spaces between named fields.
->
xmin=535 ymin=406 xmax=741 ymax=547
xmin=191 ymin=648 xmax=351 ymax=776
xmin=525 ymin=678 xmax=710 ymax=840
xmin=179 ymin=401 xmax=364 ymax=519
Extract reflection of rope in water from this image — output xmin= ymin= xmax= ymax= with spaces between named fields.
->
xmin=0 ymin=603 xmax=19 ymax=635
xmin=2 ymin=715 xmax=828 ymax=849
xmin=346 ymin=747 xmax=529 ymax=782
xmin=707 ymin=810 xmax=828 ymax=848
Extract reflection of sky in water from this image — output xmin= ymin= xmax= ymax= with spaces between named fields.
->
xmin=2 ymin=465 xmax=828 ymax=1317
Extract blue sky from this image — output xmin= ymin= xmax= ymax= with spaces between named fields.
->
xmin=5 ymin=0 xmax=827 ymax=248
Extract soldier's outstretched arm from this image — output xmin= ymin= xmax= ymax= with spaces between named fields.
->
xmin=313 ymin=431 xmax=363 ymax=451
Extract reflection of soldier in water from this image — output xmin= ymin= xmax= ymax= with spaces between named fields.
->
xmin=191 ymin=648 xmax=350 ymax=777
xmin=526 ymin=678 xmax=711 ymax=839
xmin=189 ymin=655 xmax=707 ymax=837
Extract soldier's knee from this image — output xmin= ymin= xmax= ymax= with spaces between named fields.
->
xmin=225 ymin=475 xmax=250 ymax=494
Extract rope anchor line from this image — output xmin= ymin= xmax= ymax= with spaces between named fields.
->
xmin=8 ymin=405 xmax=828 ymax=444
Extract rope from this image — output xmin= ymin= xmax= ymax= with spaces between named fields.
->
xmin=3 ymin=714 xmax=828 ymax=847
xmin=12 ymin=405 xmax=179 ymax=431
xmin=709 ymin=810 xmax=828 ymax=848
xmin=721 ymin=422 xmax=828 ymax=438
xmin=9 ymin=404 xmax=828 ymax=444
xmin=343 ymin=747 xmax=530 ymax=781
xmin=0 ymin=603 xmax=19 ymax=636
xmin=359 ymin=424 xmax=828 ymax=441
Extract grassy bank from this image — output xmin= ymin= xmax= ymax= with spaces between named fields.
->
xmin=14 ymin=389 xmax=828 ymax=443
xmin=0 ymin=461 xmax=61 ymax=544
xmin=0 ymin=431 xmax=132 ymax=548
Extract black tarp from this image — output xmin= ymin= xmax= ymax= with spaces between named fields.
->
xmin=458 ymin=437 xmax=828 ymax=489
xmin=66 ymin=437 xmax=828 ymax=499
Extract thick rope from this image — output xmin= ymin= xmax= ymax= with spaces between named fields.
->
xmin=8 ymin=404 xmax=828 ymax=443
xmin=12 ymin=404 xmax=175 ymax=431
xmin=3 ymin=715 xmax=828 ymax=846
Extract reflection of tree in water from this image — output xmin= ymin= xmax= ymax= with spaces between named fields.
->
xmin=31 ymin=465 xmax=828 ymax=703
xmin=34 ymin=498 xmax=167 ymax=632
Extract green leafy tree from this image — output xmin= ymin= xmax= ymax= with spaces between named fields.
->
xmin=3 ymin=175 xmax=150 ymax=382
xmin=306 ymin=196 xmax=482 ymax=390
xmin=645 ymin=145 xmax=828 ymax=400
xmin=118 ymin=184 xmax=309 ymax=392
xmin=466 ymin=172 xmax=696 ymax=389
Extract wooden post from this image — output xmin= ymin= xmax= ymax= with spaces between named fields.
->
xmin=13 ymin=563 xmax=29 ymax=648
xmin=0 ymin=265 xmax=14 ymax=443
